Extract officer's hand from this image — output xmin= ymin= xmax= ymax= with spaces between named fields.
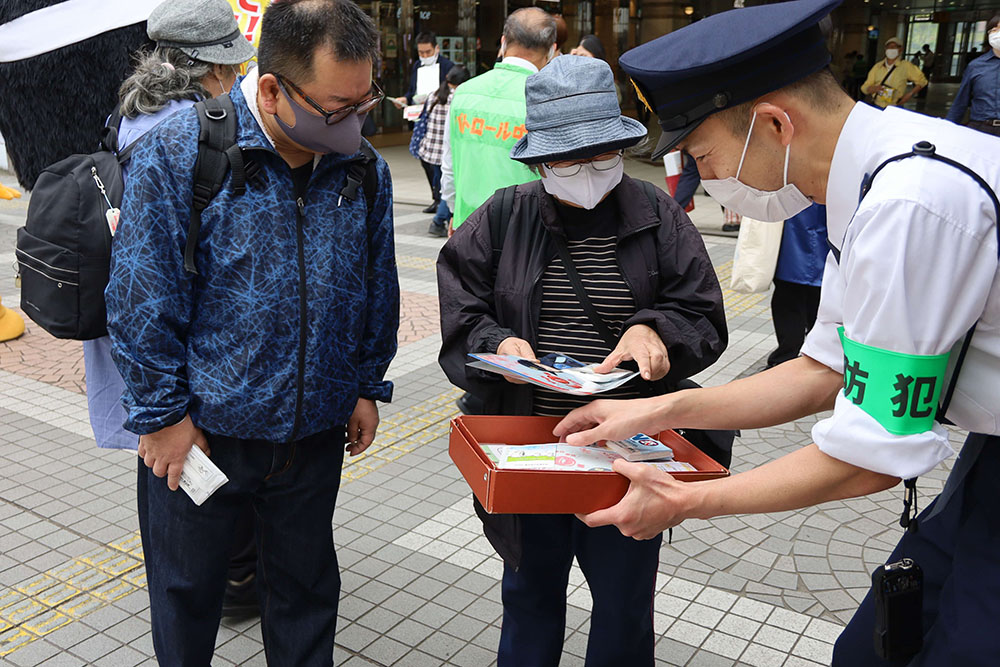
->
xmin=553 ymin=396 xmax=666 ymax=446
xmin=496 ymin=337 xmax=538 ymax=384
xmin=137 ymin=414 xmax=209 ymax=491
xmin=576 ymin=459 xmax=693 ymax=540
xmin=346 ymin=398 xmax=379 ymax=456
xmin=391 ymin=96 xmax=407 ymax=108
xmin=593 ymin=324 xmax=670 ymax=381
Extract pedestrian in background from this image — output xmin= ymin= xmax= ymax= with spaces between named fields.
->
xmin=420 ymin=64 xmax=471 ymax=237
xmin=861 ymin=36 xmax=926 ymax=108
xmin=438 ymin=56 xmax=726 ymax=667
xmin=106 ymin=0 xmax=398 ymax=662
xmin=393 ymin=31 xmax=454 ymax=213
xmin=440 ymin=7 xmax=556 ymax=231
xmin=570 ymin=34 xmax=623 ymax=104
xmin=946 ymin=15 xmax=1000 ymax=137
xmin=766 ymin=203 xmax=827 ymax=368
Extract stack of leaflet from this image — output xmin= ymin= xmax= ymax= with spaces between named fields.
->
xmin=481 ymin=440 xmax=697 ymax=473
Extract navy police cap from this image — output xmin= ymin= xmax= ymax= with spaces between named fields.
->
xmin=621 ymin=0 xmax=842 ymax=159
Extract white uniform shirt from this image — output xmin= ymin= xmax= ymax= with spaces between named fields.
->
xmin=801 ymin=103 xmax=1000 ymax=479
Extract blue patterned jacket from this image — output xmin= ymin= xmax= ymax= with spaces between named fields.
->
xmin=106 ymin=80 xmax=398 ymax=442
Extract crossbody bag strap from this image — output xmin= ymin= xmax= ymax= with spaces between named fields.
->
xmin=879 ymin=64 xmax=896 ymax=87
xmin=549 ymin=232 xmax=620 ymax=350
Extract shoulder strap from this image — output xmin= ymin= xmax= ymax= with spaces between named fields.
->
xmin=879 ymin=64 xmax=896 ymax=87
xmin=550 ymin=233 xmax=620 ymax=349
xmin=640 ymin=180 xmax=659 ymax=219
xmin=340 ymin=142 xmax=377 ymax=208
xmin=362 ymin=145 xmax=378 ymax=214
xmin=185 ymin=95 xmax=241 ymax=275
xmin=489 ymin=184 xmax=517 ymax=280
xmin=100 ymin=104 xmax=141 ymax=166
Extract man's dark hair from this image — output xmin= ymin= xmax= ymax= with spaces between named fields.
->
xmin=988 ymin=15 xmax=1000 ymax=33
xmin=503 ymin=7 xmax=557 ymax=53
xmin=258 ymin=0 xmax=378 ymax=82
xmin=715 ymin=68 xmax=848 ymax=138
xmin=415 ymin=31 xmax=437 ymax=46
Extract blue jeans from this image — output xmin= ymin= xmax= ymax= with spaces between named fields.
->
xmin=433 ymin=199 xmax=452 ymax=227
xmin=137 ymin=427 xmax=346 ymax=666
xmin=498 ymin=514 xmax=661 ymax=667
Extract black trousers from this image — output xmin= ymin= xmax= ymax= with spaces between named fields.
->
xmin=420 ymin=158 xmax=441 ymax=202
xmin=767 ymin=279 xmax=821 ymax=367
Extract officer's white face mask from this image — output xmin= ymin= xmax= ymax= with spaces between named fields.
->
xmin=541 ymin=158 xmax=624 ymax=210
xmin=989 ymin=31 xmax=1000 ymax=51
xmin=701 ymin=110 xmax=811 ymax=222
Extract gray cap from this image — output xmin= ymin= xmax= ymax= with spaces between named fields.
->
xmin=510 ymin=55 xmax=646 ymax=164
xmin=147 ymin=0 xmax=257 ymax=66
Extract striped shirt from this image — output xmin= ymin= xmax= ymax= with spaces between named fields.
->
xmin=533 ymin=199 xmax=644 ymax=417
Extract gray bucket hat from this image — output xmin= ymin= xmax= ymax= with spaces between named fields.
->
xmin=147 ymin=0 xmax=257 ymax=66
xmin=510 ymin=55 xmax=647 ymax=164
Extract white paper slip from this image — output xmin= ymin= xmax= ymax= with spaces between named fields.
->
xmin=179 ymin=445 xmax=229 ymax=506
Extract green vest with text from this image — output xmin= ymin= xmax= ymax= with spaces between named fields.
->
xmin=449 ymin=62 xmax=540 ymax=228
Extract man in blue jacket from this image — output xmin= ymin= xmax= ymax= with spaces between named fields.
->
xmin=106 ymin=0 xmax=398 ymax=663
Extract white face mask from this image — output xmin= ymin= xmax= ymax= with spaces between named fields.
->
xmin=990 ymin=31 xmax=1000 ymax=51
xmin=419 ymin=53 xmax=437 ymax=67
xmin=541 ymin=159 xmax=624 ymax=210
xmin=885 ymin=48 xmax=900 ymax=60
xmin=700 ymin=110 xmax=811 ymax=223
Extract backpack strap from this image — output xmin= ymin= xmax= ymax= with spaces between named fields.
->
xmin=101 ymin=104 xmax=141 ymax=166
xmin=489 ymin=184 xmax=518 ymax=280
xmin=640 ymin=179 xmax=659 ymax=217
xmin=185 ymin=95 xmax=241 ymax=275
xmin=340 ymin=142 xmax=378 ymax=209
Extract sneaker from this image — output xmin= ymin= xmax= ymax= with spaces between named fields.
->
xmin=428 ymin=221 xmax=448 ymax=237
xmin=422 ymin=201 xmax=440 ymax=214
xmin=221 ymin=573 xmax=260 ymax=619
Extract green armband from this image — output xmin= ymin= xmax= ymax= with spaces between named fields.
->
xmin=838 ymin=327 xmax=950 ymax=436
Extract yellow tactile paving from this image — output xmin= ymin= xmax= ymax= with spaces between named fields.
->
xmin=396 ymin=255 xmax=438 ymax=271
xmin=341 ymin=387 xmax=461 ymax=482
xmin=1 ymin=387 xmax=460 ymax=657
xmin=715 ymin=260 xmax=772 ymax=318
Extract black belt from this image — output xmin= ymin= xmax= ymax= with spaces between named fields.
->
xmin=970 ymin=119 xmax=1000 ymax=127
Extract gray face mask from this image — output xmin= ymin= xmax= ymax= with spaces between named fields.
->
xmin=273 ymin=79 xmax=364 ymax=155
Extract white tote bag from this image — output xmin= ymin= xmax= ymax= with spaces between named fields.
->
xmin=730 ymin=217 xmax=783 ymax=294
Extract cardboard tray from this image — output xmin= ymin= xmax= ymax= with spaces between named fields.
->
xmin=449 ymin=415 xmax=729 ymax=514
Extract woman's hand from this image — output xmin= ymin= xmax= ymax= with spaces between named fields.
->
xmin=497 ymin=337 xmax=538 ymax=384
xmin=593 ymin=324 xmax=670 ymax=381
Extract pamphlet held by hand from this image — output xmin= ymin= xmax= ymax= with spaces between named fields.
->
xmin=179 ymin=445 xmax=228 ymax=506
xmin=467 ymin=353 xmax=638 ymax=395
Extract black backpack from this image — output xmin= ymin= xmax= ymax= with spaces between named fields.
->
xmin=15 ymin=106 xmax=137 ymax=340
xmin=15 ymin=94 xmax=378 ymax=340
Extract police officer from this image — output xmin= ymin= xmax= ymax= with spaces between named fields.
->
xmin=553 ymin=0 xmax=1000 ymax=664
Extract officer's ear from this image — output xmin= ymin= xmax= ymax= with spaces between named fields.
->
xmin=753 ymin=102 xmax=795 ymax=148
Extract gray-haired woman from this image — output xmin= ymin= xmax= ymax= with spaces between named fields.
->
xmin=83 ymin=0 xmax=255 ymax=613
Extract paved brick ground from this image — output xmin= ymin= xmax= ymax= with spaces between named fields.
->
xmin=0 ymin=152 xmax=961 ymax=666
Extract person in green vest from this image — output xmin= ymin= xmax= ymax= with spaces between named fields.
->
xmin=440 ymin=7 xmax=556 ymax=230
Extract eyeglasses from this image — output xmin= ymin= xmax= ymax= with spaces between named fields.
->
xmin=545 ymin=151 xmax=624 ymax=178
xmin=278 ymin=75 xmax=385 ymax=125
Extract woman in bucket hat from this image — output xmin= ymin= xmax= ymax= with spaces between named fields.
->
xmin=438 ymin=55 xmax=728 ymax=666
